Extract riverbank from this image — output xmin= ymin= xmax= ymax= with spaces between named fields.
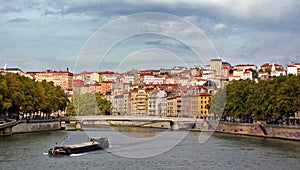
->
xmin=206 ymin=121 xmax=300 ymax=141
xmin=94 ymin=118 xmax=300 ymax=141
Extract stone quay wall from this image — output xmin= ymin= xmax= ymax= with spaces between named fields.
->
xmin=12 ymin=119 xmax=61 ymax=134
xmin=215 ymin=122 xmax=300 ymax=141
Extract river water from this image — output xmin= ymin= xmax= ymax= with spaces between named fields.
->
xmin=0 ymin=126 xmax=299 ymax=170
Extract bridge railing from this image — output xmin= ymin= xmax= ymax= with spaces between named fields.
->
xmin=0 ymin=120 xmax=17 ymax=129
xmin=61 ymin=115 xmax=201 ymax=123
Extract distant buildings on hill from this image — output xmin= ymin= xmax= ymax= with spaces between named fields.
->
xmin=1 ymin=60 xmax=299 ymax=117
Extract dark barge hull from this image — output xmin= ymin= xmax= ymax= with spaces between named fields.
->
xmin=48 ymin=138 xmax=109 ymax=155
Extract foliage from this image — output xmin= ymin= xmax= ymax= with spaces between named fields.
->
xmin=0 ymin=73 xmax=68 ymax=118
xmin=208 ymin=87 xmax=226 ymax=119
xmin=65 ymin=100 xmax=77 ymax=116
xmin=211 ymin=75 xmax=300 ymax=122
xmin=73 ymin=93 xmax=112 ymax=116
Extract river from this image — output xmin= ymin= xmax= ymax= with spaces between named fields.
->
xmin=0 ymin=126 xmax=299 ymax=170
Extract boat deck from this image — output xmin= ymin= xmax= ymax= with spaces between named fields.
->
xmin=67 ymin=141 xmax=97 ymax=148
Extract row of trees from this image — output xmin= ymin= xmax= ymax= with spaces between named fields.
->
xmin=210 ymin=75 xmax=300 ymax=124
xmin=65 ymin=93 xmax=112 ymax=116
xmin=0 ymin=73 xmax=68 ymax=119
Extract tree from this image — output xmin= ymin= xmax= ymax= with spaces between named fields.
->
xmin=0 ymin=73 xmax=68 ymax=119
xmin=95 ymin=93 xmax=112 ymax=115
xmin=208 ymin=87 xmax=227 ymax=120
xmin=223 ymin=79 xmax=255 ymax=120
xmin=276 ymin=75 xmax=300 ymax=125
xmin=65 ymin=100 xmax=77 ymax=116
xmin=219 ymin=75 xmax=300 ymax=124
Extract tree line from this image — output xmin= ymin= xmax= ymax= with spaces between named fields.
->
xmin=0 ymin=73 xmax=68 ymax=120
xmin=210 ymin=75 xmax=300 ymax=125
xmin=65 ymin=93 xmax=112 ymax=116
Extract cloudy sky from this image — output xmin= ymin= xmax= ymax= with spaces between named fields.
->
xmin=0 ymin=0 xmax=299 ymax=73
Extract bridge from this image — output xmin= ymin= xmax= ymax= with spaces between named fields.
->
xmin=0 ymin=120 xmax=18 ymax=136
xmin=61 ymin=116 xmax=200 ymax=130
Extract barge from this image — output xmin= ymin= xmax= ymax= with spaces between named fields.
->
xmin=48 ymin=137 xmax=109 ymax=155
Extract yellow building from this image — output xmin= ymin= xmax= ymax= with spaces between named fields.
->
xmin=166 ymin=96 xmax=181 ymax=117
xmin=167 ymin=96 xmax=177 ymax=117
xmin=90 ymin=72 xmax=100 ymax=82
xmin=190 ymin=94 xmax=211 ymax=118
xmin=198 ymin=94 xmax=211 ymax=118
xmin=130 ymin=88 xmax=149 ymax=115
xmin=35 ymin=69 xmax=73 ymax=90
xmin=165 ymin=75 xmax=175 ymax=84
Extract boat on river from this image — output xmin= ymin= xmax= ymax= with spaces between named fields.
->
xmin=48 ymin=137 xmax=109 ymax=155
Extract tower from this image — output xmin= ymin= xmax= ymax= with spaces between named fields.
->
xmin=271 ymin=63 xmax=276 ymax=77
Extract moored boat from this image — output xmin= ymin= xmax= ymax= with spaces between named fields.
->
xmin=48 ymin=137 xmax=109 ymax=155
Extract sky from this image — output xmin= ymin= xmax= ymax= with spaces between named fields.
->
xmin=0 ymin=0 xmax=299 ymax=73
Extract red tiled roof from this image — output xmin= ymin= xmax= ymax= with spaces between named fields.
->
xmin=98 ymin=71 xmax=115 ymax=75
xmin=235 ymin=64 xmax=256 ymax=66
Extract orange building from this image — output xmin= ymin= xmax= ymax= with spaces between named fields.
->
xmin=99 ymin=81 xmax=112 ymax=96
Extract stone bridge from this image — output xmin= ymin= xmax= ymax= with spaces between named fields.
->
xmin=0 ymin=120 xmax=18 ymax=136
xmin=61 ymin=116 xmax=200 ymax=130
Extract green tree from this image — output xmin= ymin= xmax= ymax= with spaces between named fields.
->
xmin=0 ymin=73 xmax=68 ymax=119
xmin=208 ymin=87 xmax=227 ymax=120
xmin=276 ymin=75 xmax=300 ymax=125
xmin=65 ymin=100 xmax=77 ymax=116
xmin=95 ymin=93 xmax=112 ymax=115
xmin=223 ymin=79 xmax=255 ymax=120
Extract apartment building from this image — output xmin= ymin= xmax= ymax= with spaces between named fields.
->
xmin=190 ymin=94 xmax=212 ymax=118
xmin=148 ymin=90 xmax=167 ymax=116
xmin=35 ymin=69 xmax=73 ymax=90
xmin=130 ymin=88 xmax=149 ymax=115
xmin=113 ymin=94 xmax=124 ymax=115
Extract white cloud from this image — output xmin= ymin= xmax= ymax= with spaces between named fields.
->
xmin=213 ymin=23 xmax=226 ymax=31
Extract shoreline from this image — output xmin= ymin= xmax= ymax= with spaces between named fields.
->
xmin=213 ymin=130 xmax=300 ymax=142
xmin=2 ymin=118 xmax=300 ymax=142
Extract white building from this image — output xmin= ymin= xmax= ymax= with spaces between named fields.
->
xmin=123 ymin=93 xmax=131 ymax=115
xmin=176 ymin=76 xmax=189 ymax=86
xmin=258 ymin=72 xmax=269 ymax=80
xmin=148 ymin=90 xmax=167 ymax=116
xmin=124 ymin=75 xmax=135 ymax=84
xmin=202 ymin=70 xmax=215 ymax=80
xmin=242 ymin=70 xmax=253 ymax=80
xmin=233 ymin=69 xmax=244 ymax=78
xmin=113 ymin=94 xmax=124 ymax=115
xmin=233 ymin=64 xmax=257 ymax=71
xmin=0 ymin=67 xmax=24 ymax=75
xmin=143 ymin=75 xmax=165 ymax=84
xmin=170 ymin=66 xmax=188 ymax=75
xmin=287 ymin=63 xmax=300 ymax=75
xmin=271 ymin=63 xmax=286 ymax=77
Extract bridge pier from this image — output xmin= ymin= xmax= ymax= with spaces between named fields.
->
xmin=171 ymin=123 xmax=179 ymax=130
xmin=0 ymin=127 xmax=13 ymax=136
xmin=75 ymin=122 xmax=82 ymax=131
